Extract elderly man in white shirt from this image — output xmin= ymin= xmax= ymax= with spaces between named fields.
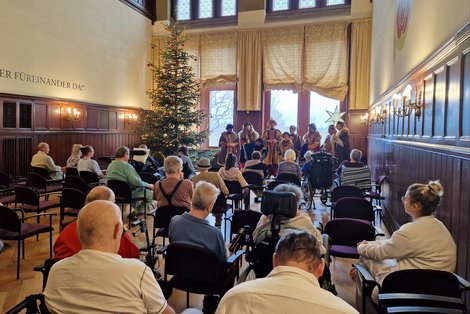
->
xmin=216 ymin=230 xmax=358 ymax=314
xmin=31 ymin=142 xmax=63 ymax=180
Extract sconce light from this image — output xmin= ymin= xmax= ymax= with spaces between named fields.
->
xmin=360 ymin=113 xmax=369 ymax=125
xmin=64 ymin=107 xmax=80 ymax=121
xmin=126 ymin=113 xmax=138 ymax=124
xmin=393 ymin=85 xmax=422 ymax=120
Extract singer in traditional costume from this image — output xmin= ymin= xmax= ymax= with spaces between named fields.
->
xmin=262 ymin=119 xmax=282 ymax=176
xmin=301 ymin=123 xmax=322 ymax=156
xmin=217 ymin=124 xmax=239 ymax=166
xmin=239 ymin=122 xmax=259 ymax=168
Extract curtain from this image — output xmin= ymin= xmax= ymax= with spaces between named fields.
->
xmin=304 ymin=21 xmax=349 ymax=101
xmin=350 ymin=19 xmax=371 ymax=109
xmin=238 ymin=30 xmax=262 ymax=111
xmin=200 ymin=31 xmax=238 ymax=85
xmin=263 ymin=25 xmax=304 ymax=91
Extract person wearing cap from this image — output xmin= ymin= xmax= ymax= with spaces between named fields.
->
xmin=301 ymin=123 xmax=322 ymax=156
xmin=192 ymin=157 xmax=229 ymax=226
xmin=217 ymin=124 xmax=240 ymax=166
xmin=262 ymin=119 xmax=282 ymax=176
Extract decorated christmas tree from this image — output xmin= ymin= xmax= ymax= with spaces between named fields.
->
xmin=140 ymin=22 xmax=208 ymax=159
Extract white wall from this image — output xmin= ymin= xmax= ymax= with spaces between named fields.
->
xmin=370 ymin=0 xmax=470 ymax=105
xmin=0 ymin=0 xmax=153 ymax=108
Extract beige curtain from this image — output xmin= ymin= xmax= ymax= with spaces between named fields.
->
xmin=263 ymin=25 xmax=304 ymax=91
xmin=350 ymin=19 xmax=371 ymax=109
xmin=304 ymin=21 xmax=349 ymax=100
xmin=200 ymin=31 xmax=238 ymax=85
xmin=238 ymin=30 xmax=262 ymax=111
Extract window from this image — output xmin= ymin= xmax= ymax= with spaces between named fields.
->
xmin=309 ymin=92 xmax=340 ymax=140
xmin=174 ymin=0 xmax=237 ymax=21
xmin=270 ymin=90 xmax=298 ymax=133
xmin=299 ymin=0 xmax=316 ymax=9
xmin=3 ymin=102 xmax=16 ymax=128
xmin=209 ymin=90 xmax=234 ymax=147
xmin=268 ymin=0 xmax=348 ymax=12
xmin=19 ymin=103 xmax=32 ymax=128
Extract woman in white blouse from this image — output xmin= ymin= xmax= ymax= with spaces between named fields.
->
xmin=78 ymin=145 xmax=104 ymax=178
xmin=355 ymin=180 xmax=456 ymax=285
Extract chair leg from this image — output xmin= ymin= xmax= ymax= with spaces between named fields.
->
xmin=49 ymin=229 xmax=53 ymax=258
xmin=186 ymin=291 xmax=190 ymax=308
xmin=17 ymin=239 xmax=20 ymax=280
xmin=22 ymin=240 xmax=25 ymax=259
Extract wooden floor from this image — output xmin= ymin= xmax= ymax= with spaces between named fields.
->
xmin=0 ymin=193 xmax=367 ymax=313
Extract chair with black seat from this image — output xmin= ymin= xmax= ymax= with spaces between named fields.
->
xmin=65 ymin=167 xmax=79 ymax=177
xmin=230 ymin=209 xmax=262 ymax=242
xmin=27 ymin=172 xmax=63 ymax=195
xmin=163 ymin=242 xmax=244 ymax=308
xmin=5 ymin=294 xmax=50 ymax=314
xmin=0 ymin=205 xmax=54 ymax=279
xmin=323 ymin=218 xmax=378 ymax=260
xmin=353 ymin=266 xmax=470 ymax=314
xmin=32 ymin=166 xmax=63 ymax=183
xmin=224 ymin=180 xmax=248 ymax=211
xmin=139 ymin=172 xmax=159 ymax=185
xmin=0 ymin=171 xmax=18 ymax=206
xmin=152 ymin=205 xmax=189 ymax=248
xmin=59 ymin=188 xmax=86 ymax=230
xmin=63 ymin=175 xmax=88 ymax=194
xmin=266 ymin=179 xmax=288 ymax=191
xmin=334 ymin=197 xmax=376 ymax=224
xmin=365 ymin=175 xmax=388 ymax=206
xmin=79 ymin=170 xmax=101 ymax=186
xmin=329 ymin=185 xmax=365 ymax=218
xmin=276 ymin=173 xmax=301 ymax=186
xmin=106 ymin=180 xmax=148 ymax=226
xmin=14 ymin=186 xmax=59 ymax=224
xmin=34 ymin=258 xmax=60 ymax=291
xmin=242 ymin=171 xmax=266 ymax=203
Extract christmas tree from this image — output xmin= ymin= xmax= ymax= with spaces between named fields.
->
xmin=140 ymin=21 xmax=208 ymax=159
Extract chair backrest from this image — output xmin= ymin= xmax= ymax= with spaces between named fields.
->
xmin=14 ymin=186 xmax=40 ymax=206
xmin=61 ymin=188 xmax=87 ymax=209
xmin=307 ymin=152 xmax=335 ymax=188
xmin=154 ymin=205 xmax=188 ymax=229
xmin=376 ymin=175 xmax=388 ymax=193
xmin=106 ymin=180 xmax=132 ymax=200
xmin=324 ymin=218 xmax=375 ymax=247
xmin=224 ymin=180 xmax=243 ymax=195
xmin=32 ymin=167 xmax=51 ymax=180
xmin=230 ymin=210 xmax=262 ymax=237
xmin=0 ymin=205 xmax=20 ymax=233
xmin=165 ymin=243 xmax=225 ymax=283
xmin=79 ymin=170 xmax=100 ymax=184
xmin=331 ymin=185 xmax=364 ymax=203
xmin=0 ymin=171 xmax=10 ymax=187
xmin=243 ymin=171 xmax=264 ymax=186
xmin=340 ymin=166 xmax=372 ymax=190
xmin=266 ymin=180 xmax=288 ymax=190
xmin=139 ymin=172 xmax=159 ymax=185
xmin=276 ymin=173 xmax=301 ymax=186
xmin=63 ymin=176 xmax=88 ymax=194
xmin=381 ymin=269 xmax=462 ymax=297
xmin=5 ymin=294 xmax=49 ymax=314
xmin=65 ymin=167 xmax=79 ymax=177
xmin=334 ymin=197 xmax=374 ymax=222
xmin=27 ymin=172 xmax=47 ymax=190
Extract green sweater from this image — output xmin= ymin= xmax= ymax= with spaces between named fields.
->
xmin=105 ymin=160 xmax=147 ymax=189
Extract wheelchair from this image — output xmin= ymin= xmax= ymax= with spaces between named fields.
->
xmin=232 ymin=190 xmax=336 ymax=294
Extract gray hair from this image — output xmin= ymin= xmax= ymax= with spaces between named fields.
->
xmin=164 ymin=155 xmax=183 ymax=174
xmin=139 ymin=144 xmax=148 ymax=149
xmin=303 ymin=150 xmax=313 ymax=161
xmin=273 ymin=183 xmax=303 ymax=205
xmin=284 ymin=149 xmax=296 ymax=162
xmin=115 ymin=146 xmax=130 ymax=158
xmin=275 ymin=229 xmax=322 ymax=267
xmin=350 ymin=149 xmax=362 ymax=162
xmin=192 ymin=181 xmax=220 ymax=211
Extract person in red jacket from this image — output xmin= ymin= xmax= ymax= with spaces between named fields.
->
xmin=54 ymin=186 xmax=140 ymax=259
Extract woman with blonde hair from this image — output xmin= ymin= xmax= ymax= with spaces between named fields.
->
xmin=66 ymin=144 xmax=83 ymax=168
xmin=276 ymin=149 xmax=301 ymax=179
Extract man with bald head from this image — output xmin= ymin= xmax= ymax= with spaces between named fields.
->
xmin=45 ymin=200 xmax=175 ymax=314
xmin=54 ymin=186 xmax=139 ymax=259
xmin=31 ymin=142 xmax=63 ymax=180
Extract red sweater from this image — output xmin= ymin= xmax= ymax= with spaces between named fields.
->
xmin=54 ymin=221 xmax=140 ymax=259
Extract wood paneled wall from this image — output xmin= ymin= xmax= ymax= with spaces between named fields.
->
xmin=368 ymin=25 xmax=470 ymax=287
xmin=0 ymin=94 xmax=142 ymax=176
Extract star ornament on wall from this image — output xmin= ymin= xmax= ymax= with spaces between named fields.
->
xmin=325 ymin=106 xmax=345 ymax=123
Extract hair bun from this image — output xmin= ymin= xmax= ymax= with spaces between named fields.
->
xmin=428 ymin=180 xmax=444 ymax=197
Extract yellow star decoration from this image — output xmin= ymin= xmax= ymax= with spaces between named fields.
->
xmin=325 ymin=106 xmax=345 ymax=123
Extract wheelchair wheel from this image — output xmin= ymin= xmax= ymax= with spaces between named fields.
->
xmin=238 ymin=263 xmax=257 ymax=284
xmin=320 ymin=189 xmax=328 ymax=204
xmin=301 ymin=181 xmax=313 ymax=210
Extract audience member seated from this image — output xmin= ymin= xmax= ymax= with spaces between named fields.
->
xmin=169 ymin=181 xmax=227 ymax=262
xmin=353 ymin=180 xmax=456 ymax=287
xmin=66 ymin=144 xmax=83 ymax=169
xmin=216 ymin=230 xmax=358 ymax=314
xmin=300 ymin=150 xmax=313 ymax=177
xmin=44 ymin=200 xmax=175 ymax=314
xmin=154 ymin=155 xmax=193 ymax=209
xmin=78 ymin=145 xmax=104 ymax=178
xmin=133 ymin=144 xmax=161 ymax=174
xmin=278 ymin=132 xmax=294 ymax=161
xmin=218 ymin=153 xmax=250 ymax=210
xmin=243 ymin=151 xmax=268 ymax=178
xmin=336 ymin=148 xmax=365 ymax=176
xmin=31 ymin=142 xmax=63 ymax=180
xmin=276 ymin=149 xmax=301 ymax=179
xmin=105 ymin=146 xmax=154 ymax=219
xmin=177 ymin=146 xmax=195 ymax=179
xmin=252 ymin=184 xmax=325 ymax=256
xmin=253 ymin=138 xmax=267 ymax=161
xmin=54 ymin=186 xmax=139 ymax=259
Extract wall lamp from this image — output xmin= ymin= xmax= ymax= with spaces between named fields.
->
xmin=126 ymin=113 xmax=138 ymax=124
xmin=64 ymin=107 xmax=80 ymax=121
xmin=360 ymin=113 xmax=369 ymax=125
xmin=362 ymin=106 xmax=386 ymax=126
xmin=393 ymin=85 xmax=422 ymax=120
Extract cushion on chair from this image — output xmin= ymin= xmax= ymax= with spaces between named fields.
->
xmin=156 ymin=227 xmax=168 ymax=238
xmin=21 ymin=201 xmax=59 ymax=212
xmin=329 ymin=245 xmax=360 ymax=258
xmin=0 ymin=194 xmax=15 ymax=205
xmin=19 ymin=223 xmax=53 ymax=239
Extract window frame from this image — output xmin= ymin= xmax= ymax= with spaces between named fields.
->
xmin=266 ymin=0 xmax=351 ymax=21
xmin=171 ymin=0 xmax=238 ymax=28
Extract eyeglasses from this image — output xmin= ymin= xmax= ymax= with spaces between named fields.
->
xmin=401 ymin=196 xmax=407 ymax=204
